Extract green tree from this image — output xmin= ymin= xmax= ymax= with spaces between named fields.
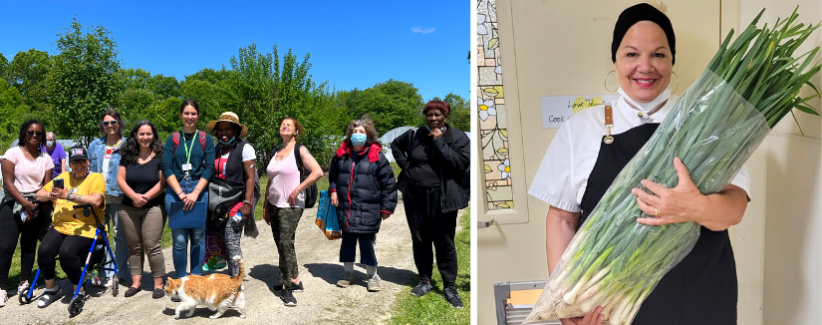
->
xmin=119 ymin=88 xmax=155 ymax=126
xmin=224 ymin=43 xmax=340 ymax=172
xmin=49 ymin=18 xmax=121 ymax=145
xmin=435 ymin=92 xmax=470 ymax=132
xmin=118 ymin=67 xmax=151 ymax=90
xmin=342 ymin=79 xmax=423 ymax=134
xmin=185 ymin=67 xmax=231 ymax=84
xmin=180 ymin=78 xmax=224 ymax=130
xmin=0 ymin=81 xmax=31 ymax=151
xmin=148 ymin=74 xmax=181 ymax=98
xmin=4 ymin=49 xmax=52 ymax=106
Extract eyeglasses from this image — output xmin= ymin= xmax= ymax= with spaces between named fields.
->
xmin=102 ymin=121 xmax=119 ymax=127
xmin=26 ymin=131 xmax=44 ymax=138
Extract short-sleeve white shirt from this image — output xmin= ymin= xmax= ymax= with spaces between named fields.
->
xmin=527 ymin=94 xmax=751 ymax=213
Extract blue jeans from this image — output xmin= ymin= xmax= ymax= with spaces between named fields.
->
xmin=104 ymin=196 xmax=129 ymax=280
xmin=339 ymin=232 xmax=377 ymax=266
xmin=165 ymin=178 xmax=207 ymax=278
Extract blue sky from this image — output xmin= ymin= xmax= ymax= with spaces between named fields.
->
xmin=0 ymin=1 xmax=469 ymax=100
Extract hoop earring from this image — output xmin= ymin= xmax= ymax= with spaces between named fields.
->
xmin=604 ymin=70 xmax=618 ymax=93
xmin=671 ymin=71 xmax=680 ymax=93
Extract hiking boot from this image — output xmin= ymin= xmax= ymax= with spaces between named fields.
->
xmin=281 ymin=287 xmax=297 ymax=307
xmin=336 ymin=272 xmax=355 ymax=288
xmin=367 ymin=275 xmax=381 ymax=292
xmin=410 ymin=281 xmax=433 ymax=297
xmin=443 ymin=287 xmax=464 ymax=309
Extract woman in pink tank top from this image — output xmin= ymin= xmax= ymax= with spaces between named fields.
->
xmin=263 ymin=117 xmax=323 ymax=307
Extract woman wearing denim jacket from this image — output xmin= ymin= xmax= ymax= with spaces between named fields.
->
xmin=162 ymin=99 xmax=215 ymax=287
xmin=88 ymin=108 xmax=129 ymax=288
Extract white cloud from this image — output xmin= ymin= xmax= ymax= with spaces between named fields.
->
xmin=411 ymin=26 xmax=435 ymax=34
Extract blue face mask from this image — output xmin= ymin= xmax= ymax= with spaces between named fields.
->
xmin=350 ymin=134 xmax=367 ymax=147
xmin=219 ymin=137 xmax=236 ymax=146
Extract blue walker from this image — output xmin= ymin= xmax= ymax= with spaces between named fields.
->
xmin=18 ymin=203 xmax=119 ymax=316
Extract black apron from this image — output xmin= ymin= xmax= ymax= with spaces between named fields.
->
xmin=578 ymin=124 xmax=737 ymax=325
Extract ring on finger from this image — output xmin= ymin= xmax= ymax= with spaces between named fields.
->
xmin=654 ymin=207 xmax=659 ymax=216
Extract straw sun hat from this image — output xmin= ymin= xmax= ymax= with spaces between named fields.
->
xmin=206 ymin=112 xmax=248 ymax=138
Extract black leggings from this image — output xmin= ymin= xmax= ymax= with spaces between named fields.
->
xmin=0 ymin=200 xmax=43 ymax=289
xmin=38 ymin=227 xmax=94 ymax=285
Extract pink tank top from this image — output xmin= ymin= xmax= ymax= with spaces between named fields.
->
xmin=266 ymin=146 xmax=305 ymax=208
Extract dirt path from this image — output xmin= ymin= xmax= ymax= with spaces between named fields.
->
xmin=0 ymin=198 xmax=458 ymax=324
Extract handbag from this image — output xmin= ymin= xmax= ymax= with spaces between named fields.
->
xmin=207 ymin=177 xmax=244 ymax=231
xmin=316 ymin=191 xmax=340 ymax=240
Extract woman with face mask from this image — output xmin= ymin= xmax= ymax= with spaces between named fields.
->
xmin=530 ymin=4 xmax=750 ymax=325
xmin=329 ymin=117 xmax=397 ymax=293
xmin=43 ymin=132 xmax=66 ymax=178
xmin=390 ymin=100 xmax=470 ymax=309
xmin=205 ymin=112 xmax=259 ymax=278
xmin=0 ymin=120 xmax=53 ymax=307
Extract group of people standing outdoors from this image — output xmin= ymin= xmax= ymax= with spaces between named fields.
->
xmin=0 ymin=98 xmax=470 ymax=310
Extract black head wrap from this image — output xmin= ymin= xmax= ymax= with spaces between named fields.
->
xmin=611 ymin=3 xmax=676 ymax=65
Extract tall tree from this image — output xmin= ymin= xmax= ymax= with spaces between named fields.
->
xmin=224 ymin=43 xmax=340 ymax=172
xmin=49 ymin=18 xmax=121 ymax=145
xmin=348 ymin=79 xmax=423 ymax=134
xmin=118 ymin=67 xmax=151 ymax=90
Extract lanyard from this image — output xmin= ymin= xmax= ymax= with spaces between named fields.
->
xmin=181 ymin=131 xmax=195 ymax=164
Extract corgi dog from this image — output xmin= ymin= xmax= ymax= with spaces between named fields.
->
xmin=165 ymin=256 xmax=246 ymax=319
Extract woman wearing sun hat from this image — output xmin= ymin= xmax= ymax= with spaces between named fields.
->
xmin=205 ymin=112 xmax=259 ymax=278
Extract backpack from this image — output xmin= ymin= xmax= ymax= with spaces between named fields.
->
xmin=172 ymin=130 xmax=207 ymax=154
xmin=270 ymin=143 xmax=318 ymax=208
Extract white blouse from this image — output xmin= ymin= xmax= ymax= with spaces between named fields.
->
xmin=528 ymin=94 xmax=751 ymax=213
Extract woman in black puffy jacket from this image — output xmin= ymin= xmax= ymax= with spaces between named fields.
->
xmin=329 ymin=117 xmax=397 ymax=292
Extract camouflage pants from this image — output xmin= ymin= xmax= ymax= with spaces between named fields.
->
xmin=268 ymin=204 xmax=303 ymax=284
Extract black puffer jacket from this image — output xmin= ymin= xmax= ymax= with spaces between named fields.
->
xmin=329 ymin=141 xmax=398 ymax=234
xmin=391 ymin=123 xmax=470 ymax=212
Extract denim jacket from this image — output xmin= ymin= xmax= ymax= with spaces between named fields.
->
xmin=88 ymin=136 xmax=124 ymax=197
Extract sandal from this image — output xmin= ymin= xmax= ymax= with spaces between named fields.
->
xmin=124 ymin=287 xmax=141 ymax=297
xmin=37 ymin=287 xmax=62 ymax=308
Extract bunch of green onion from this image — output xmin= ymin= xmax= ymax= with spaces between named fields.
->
xmin=526 ymin=8 xmax=820 ymax=325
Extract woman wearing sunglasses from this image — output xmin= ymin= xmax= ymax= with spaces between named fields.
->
xmin=88 ymin=108 xmax=129 ymax=288
xmin=0 ymin=120 xmax=53 ymax=307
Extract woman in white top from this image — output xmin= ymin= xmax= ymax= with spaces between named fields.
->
xmin=0 ymin=120 xmax=53 ymax=307
xmin=264 ymin=117 xmax=322 ymax=307
xmin=529 ymin=4 xmax=749 ymax=325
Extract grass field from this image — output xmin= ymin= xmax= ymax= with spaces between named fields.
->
xmin=388 ymin=208 xmax=471 ymax=325
xmin=6 ymin=163 xmax=400 ymax=291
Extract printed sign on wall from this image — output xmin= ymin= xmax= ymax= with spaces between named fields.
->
xmin=541 ymin=94 xmax=619 ymax=129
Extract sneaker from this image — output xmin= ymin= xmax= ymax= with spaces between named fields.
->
xmin=37 ymin=287 xmax=62 ymax=308
xmin=104 ymin=277 xmax=115 ymax=288
xmin=281 ymin=288 xmax=297 ymax=307
xmin=0 ymin=290 xmax=7 ymax=307
xmin=336 ymin=272 xmax=355 ymax=288
xmin=443 ymin=287 xmax=464 ymax=309
xmin=290 ymin=281 xmax=304 ymax=293
xmin=410 ymin=281 xmax=433 ymax=297
xmin=367 ymin=275 xmax=381 ymax=292
xmin=16 ymin=282 xmax=29 ymax=295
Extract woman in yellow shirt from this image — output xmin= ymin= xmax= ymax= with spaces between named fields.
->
xmin=33 ymin=146 xmax=106 ymax=308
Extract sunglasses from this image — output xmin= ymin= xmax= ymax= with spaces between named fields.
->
xmin=26 ymin=131 xmax=44 ymax=138
xmin=102 ymin=121 xmax=119 ymax=127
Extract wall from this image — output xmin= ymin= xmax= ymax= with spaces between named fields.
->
xmin=736 ymin=1 xmax=822 ymax=324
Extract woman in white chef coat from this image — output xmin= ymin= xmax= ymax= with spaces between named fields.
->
xmin=529 ymin=3 xmax=750 ymax=325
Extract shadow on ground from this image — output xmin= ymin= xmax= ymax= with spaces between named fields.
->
xmin=303 ymin=263 xmax=417 ymax=288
